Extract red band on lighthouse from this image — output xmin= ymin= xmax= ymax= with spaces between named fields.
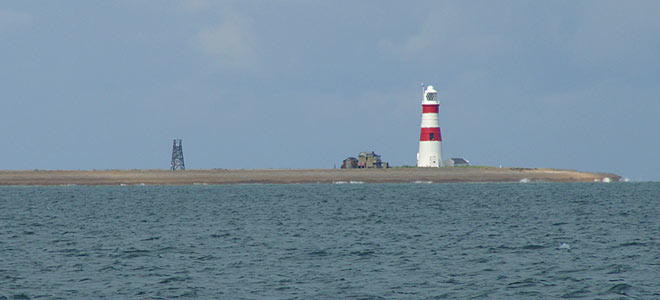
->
xmin=420 ymin=127 xmax=442 ymax=141
xmin=422 ymin=104 xmax=439 ymax=113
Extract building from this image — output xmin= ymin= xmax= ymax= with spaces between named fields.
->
xmin=446 ymin=157 xmax=470 ymax=167
xmin=341 ymin=157 xmax=358 ymax=169
xmin=417 ymin=85 xmax=443 ymax=167
xmin=356 ymin=151 xmax=389 ymax=168
xmin=358 ymin=151 xmax=381 ymax=168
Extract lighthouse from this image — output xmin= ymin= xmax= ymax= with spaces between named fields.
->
xmin=417 ymin=85 xmax=443 ymax=167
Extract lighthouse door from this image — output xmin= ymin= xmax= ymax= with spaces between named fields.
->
xmin=430 ymin=155 xmax=437 ymax=165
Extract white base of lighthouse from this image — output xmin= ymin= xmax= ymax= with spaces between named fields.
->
xmin=417 ymin=141 xmax=443 ymax=167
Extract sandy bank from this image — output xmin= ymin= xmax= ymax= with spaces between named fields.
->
xmin=0 ymin=168 xmax=620 ymax=186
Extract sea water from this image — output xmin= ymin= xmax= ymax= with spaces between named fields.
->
xmin=0 ymin=183 xmax=658 ymax=299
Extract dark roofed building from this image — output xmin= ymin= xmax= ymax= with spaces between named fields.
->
xmin=448 ymin=157 xmax=470 ymax=167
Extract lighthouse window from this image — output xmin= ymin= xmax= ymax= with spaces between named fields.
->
xmin=426 ymin=93 xmax=436 ymax=101
xmin=430 ymin=133 xmax=435 ymax=140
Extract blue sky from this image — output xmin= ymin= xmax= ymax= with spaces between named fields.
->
xmin=1 ymin=1 xmax=659 ymax=180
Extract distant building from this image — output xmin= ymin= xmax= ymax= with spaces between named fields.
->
xmin=341 ymin=157 xmax=358 ymax=169
xmin=446 ymin=157 xmax=470 ymax=167
xmin=356 ymin=151 xmax=389 ymax=168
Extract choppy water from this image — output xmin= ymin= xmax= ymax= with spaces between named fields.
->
xmin=1 ymin=183 xmax=658 ymax=299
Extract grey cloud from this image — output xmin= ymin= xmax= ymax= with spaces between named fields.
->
xmin=195 ymin=12 xmax=260 ymax=71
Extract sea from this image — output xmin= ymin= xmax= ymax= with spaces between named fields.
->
xmin=0 ymin=182 xmax=658 ymax=299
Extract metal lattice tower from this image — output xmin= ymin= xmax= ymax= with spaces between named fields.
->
xmin=170 ymin=139 xmax=185 ymax=171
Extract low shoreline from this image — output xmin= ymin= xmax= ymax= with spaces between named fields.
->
xmin=0 ymin=168 xmax=620 ymax=186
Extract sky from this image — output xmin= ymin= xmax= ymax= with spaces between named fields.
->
xmin=1 ymin=1 xmax=659 ymax=181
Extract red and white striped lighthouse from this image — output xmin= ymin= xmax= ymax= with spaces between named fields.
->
xmin=417 ymin=85 xmax=443 ymax=167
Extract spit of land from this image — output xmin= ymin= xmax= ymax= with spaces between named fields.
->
xmin=0 ymin=168 xmax=619 ymax=186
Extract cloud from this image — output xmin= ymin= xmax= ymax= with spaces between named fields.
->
xmin=378 ymin=3 xmax=507 ymax=61
xmin=194 ymin=12 xmax=260 ymax=71
xmin=568 ymin=1 xmax=660 ymax=70
xmin=381 ymin=1 xmax=660 ymax=70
